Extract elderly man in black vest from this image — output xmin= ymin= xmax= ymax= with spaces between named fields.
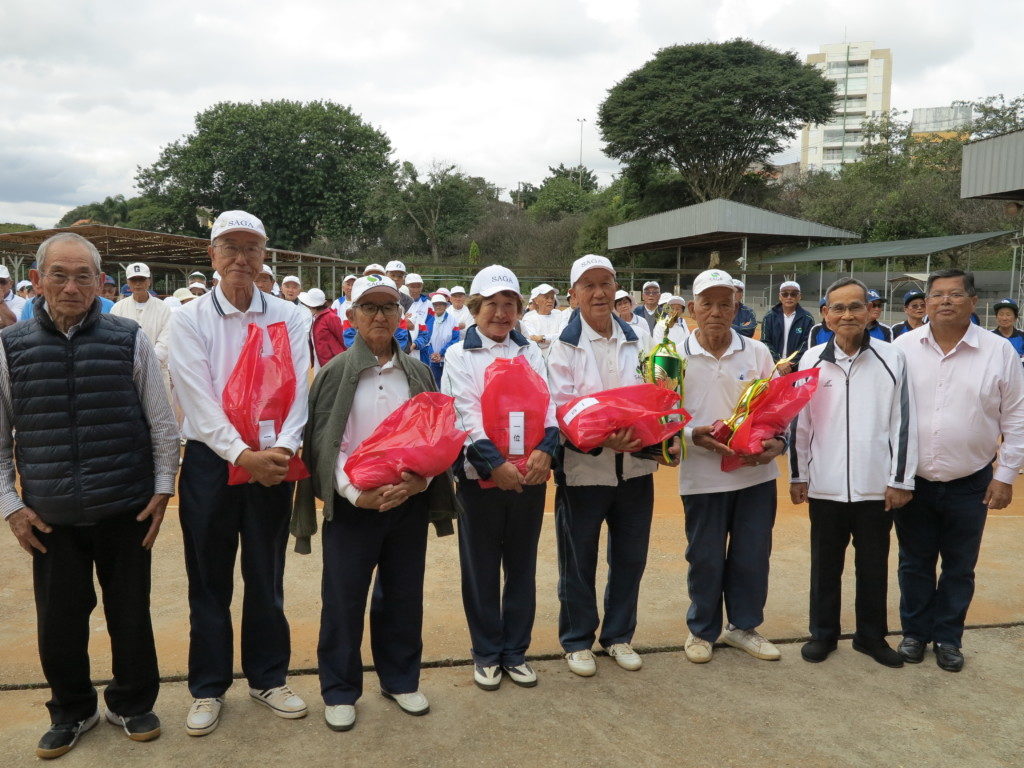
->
xmin=0 ymin=233 xmax=179 ymax=759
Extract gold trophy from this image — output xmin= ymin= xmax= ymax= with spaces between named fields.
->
xmin=641 ymin=304 xmax=687 ymax=462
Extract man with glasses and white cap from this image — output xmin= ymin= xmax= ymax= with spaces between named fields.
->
xmin=731 ymin=278 xmax=757 ymax=338
xmin=762 ymin=280 xmax=813 ymax=374
xmin=169 ymin=210 xmax=310 ymax=736
xmin=633 ymin=280 xmax=661 ymax=332
xmin=548 ymin=254 xmax=678 ymax=678
xmin=521 ymin=284 xmax=562 ymax=357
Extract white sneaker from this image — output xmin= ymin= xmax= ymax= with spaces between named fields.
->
xmin=502 ymin=662 xmax=538 ymax=687
xmin=684 ymin=633 xmax=713 ymax=664
xmin=249 ymin=685 xmax=309 ymax=718
xmin=473 ymin=664 xmax=502 ymax=691
xmin=381 ymin=690 xmax=430 ymax=716
xmin=720 ymin=625 xmax=781 ymax=660
xmin=565 ymin=649 xmax=597 ymax=677
xmin=324 ymin=704 xmax=356 ymax=732
xmin=185 ymin=697 xmax=223 ymax=737
xmin=606 ymin=643 xmax=643 ymax=671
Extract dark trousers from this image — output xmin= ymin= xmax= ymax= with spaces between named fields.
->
xmin=33 ymin=512 xmax=158 ymax=724
xmin=808 ymin=499 xmax=892 ymax=644
xmin=556 ymin=474 xmax=654 ymax=652
xmin=178 ymin=441 xmax=293 ymax=698
xmin=681 ymin=480 xmax=777 ymax=642
xmin=894 ymin=466 xmax=990 ymax=648
xmin=318 ymin=494 xmax=429 ymax=705
xmin=456 ymin=481 xmax=545 ymax=667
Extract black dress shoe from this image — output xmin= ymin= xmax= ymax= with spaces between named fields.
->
xmin=800 ymin=639 xmax=837 ymax=663
xmin=898 ymin=636 xmax=926 ymax=664
xmin=934 ymin=643 xmax=964 ymax=672
xmin=852 ymin=638 xmax=904 ymax=668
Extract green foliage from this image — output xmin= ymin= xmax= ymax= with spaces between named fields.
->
xmin=135 ymin=100 xmax=395 ymax=249
xmin=599 ymin=39 xmax=835 ymax=202
xmin=529 ymin=176 xmax=597 ymax=220
xmin=468 ymin=240 xmax=481 ymax=265
xmin=0 ymin=222 xmax=37 ymax=233
xmin=544 ymin=163 xmax=599 ymax=192
xmin=510 ymin=182 xmax=539 ymax=209
xmin=958 ymin=94 xmax=1024 ymax=139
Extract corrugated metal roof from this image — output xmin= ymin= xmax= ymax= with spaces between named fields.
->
xmin=961 ymin=128 xmax=1024 ymax=201
xmin=607 ymin=198 xmax=858 ymax=251
xmin=761 ymin=230 xmax=1013 ymax=265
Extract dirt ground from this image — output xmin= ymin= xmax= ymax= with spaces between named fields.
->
xmin=1 ymin=458 xmax=1022 ymax=766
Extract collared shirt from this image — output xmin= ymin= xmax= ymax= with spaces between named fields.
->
xmin=895 ymin=323 xmax=1024 ymax=484
xmin=334 ymin=356 xmax=417 ymax=504
xmin=110 ymin=294 xmax=172 ymax=365
xmin=0 ymin=305 xmax=179 ymax=518
xmin=169 ymin=284 xmax=309 ymax=464
xmin=583 ymin=319 xmax=621 ymax=390
xmin=679 ymin=329 xmax=778 ymax=495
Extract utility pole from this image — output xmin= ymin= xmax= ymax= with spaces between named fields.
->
xmin=577 ymin=117 xmax=586 ymax=188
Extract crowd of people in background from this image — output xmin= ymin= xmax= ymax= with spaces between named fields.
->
xmin=3 ymin=209 xmax=1023 ymax=759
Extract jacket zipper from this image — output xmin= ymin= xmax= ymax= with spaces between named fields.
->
xmin=66 ymin=339 xmax=82 ymax=504
xmin=844 ymin=373 xmax=851 ymax=503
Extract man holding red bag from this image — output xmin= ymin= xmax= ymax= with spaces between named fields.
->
xmin=169 ymin=210 xmax=310 ymax=736
xmin=678 ymin=269 xmax=787 ymax=665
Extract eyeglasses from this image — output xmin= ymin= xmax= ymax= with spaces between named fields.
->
xmin=43 ymin=272 xmax=99 ymax=287
xmin=354 ymin=302 xmax=402 ymax=318
xmin=214 ymin=243 xmax=265 ymax=258
xmin=926 ymin=292 xmax=969 ymax=302
xmin=780 ymin=291 xmax=800 ymax=298
xmin=827 ymin=302 xmax=867 ymax=315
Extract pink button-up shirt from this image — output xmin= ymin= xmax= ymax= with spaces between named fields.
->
xmin=894 ymin=322 xmax=1024 ymax=484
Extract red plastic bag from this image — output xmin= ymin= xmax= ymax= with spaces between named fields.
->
xmin=721 ymin=368 xmax=819 ymax=472
xmin=479 ymin=356 xmax=551 ymax=488
xmin=344 ymin=392 xmax=468 ymax=491
xmin=557 ymin=384 xmax=691 ymax=453
xmin=223 ymin=322 xmax=310 ymax=485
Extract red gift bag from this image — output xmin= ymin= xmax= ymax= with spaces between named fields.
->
xmin=344 ymin=392 xmax=468 ymax=491
xmin=479 ymin=356 xmax=551 ymax=488
xmin=721 ymin=368 xmax=819 ymax=472
xmin=222 ymin=322 xmax=310 ymax=485
xmin=557 ymin=384 xmax=691 ymax=453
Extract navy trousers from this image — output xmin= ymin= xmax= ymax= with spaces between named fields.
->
xmin=456 ymin=480 xmax=545 ymax=667
xmin=808 ymin=499 xmax=892 ymax=644
xmin=318 ymin=494 xmax=429 ymax=705
xmin=681 ymin=479 xmax=777 ymax=642
xmin=34 ymin=512 xmax=159 ymax=724
xmin=894 ymin=466 xmax=990 ymax=648
xmin=178 ymin=441 xmax=293 ymax=698
xmin=556 ymin=474 xmax=654 ymax=652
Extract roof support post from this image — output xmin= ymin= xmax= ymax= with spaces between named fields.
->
xmin=884 ymin=257 xmax=890 ymax=324
xmin=818 ymin=261 xmax=823 ymax=301
xmin=675 ymin=246 xmax=681 ymax=295
xmin=925 ymin=253 xmax=931 ymax=276
xmin=741 ymin=237 xmax=748 ymax=286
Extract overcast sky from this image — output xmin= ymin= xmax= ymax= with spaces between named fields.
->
xmin=1 ymin=0 xmax=1019 ymax=229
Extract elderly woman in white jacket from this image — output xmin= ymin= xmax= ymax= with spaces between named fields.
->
xmin=520 ymin=284 xmax=562 ymax=357
xmin=440 ymin=265 xmax=560 ymax=692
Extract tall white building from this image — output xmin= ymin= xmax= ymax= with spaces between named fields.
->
xmin=800 ymin=42 xmax=892 ymax=173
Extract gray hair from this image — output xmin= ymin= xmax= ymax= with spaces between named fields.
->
xmin=824 ymin=277 xmax=868 ymax=304
xmin=36 ymin=233 xmax=102 ymax=274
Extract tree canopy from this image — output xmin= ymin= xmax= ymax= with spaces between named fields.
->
xmin=598 ymin=39 xmax=835 ymax=201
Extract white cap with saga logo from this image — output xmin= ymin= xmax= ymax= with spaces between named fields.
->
xmin=210 ymin=210 xmax=267 ymax=241
xmin=570 ymin=254 xmax=615 ymax=286
xmin=351 ymin=274 xmax=400 ymax=304
xmin=470 ymin=265 xmax=521 ymax=298
xmin=692 ymin=269 xmax=735 ymax=296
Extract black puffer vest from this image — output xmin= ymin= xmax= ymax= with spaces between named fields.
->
xmin=2 ymin=298 xmax=155 ymax=525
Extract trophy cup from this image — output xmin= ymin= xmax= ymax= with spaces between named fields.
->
xmin=640 ymin=305 xmax=687 ymax=462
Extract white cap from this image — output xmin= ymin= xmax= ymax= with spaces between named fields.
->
xmin=405 ymin=272 xmax=423 ymax=285
xmin=188 ymin=270 xmax=205 ymax=279
xmin=364 ymin=263 xmax=385 ymax=275
xmin=126 ymin=262 xmax=151 ymax=279
xmin=260 ymin=264 xmax=274 ymax=276
xmin=343 ymin=273 xmax=357 ymax=283
xmin=16 ymin=279 xmax=31 ymax=290
xmin=351 ymin=274 xmax=400 ymax=304
xmin=667 ymin=295 xmax=686 ymax=305
xmin=281 ymin=275 xmax=300 ymax=286
xmin=212 ymin=271 xmax=221 ymax=281
xmin=385 ymin=260 xmax=407 ymax=273
xmin=614 ymin=289 xmax=632 ymax=302
xmin=172 ymin=287 xmax=195 ymax=302
xmin=0 ymin=266 xmax=11 ymax=280
xmin=642 ymin=280 xmax=660 ymax=290
xmin=470 ymin=265 xmax=522 ymax=298
xmin=429 ymin=292 xmax=450 ymax=305
xmin=692 ymin=269 xmax=735 ymax=296
xmin=210 ymin=210 xmax=266 ymax=241
xmin=435 ymin=287 xmax=451 ymax=298
xmin=658 ymin=291 xmax=672 ymax=305
xmin=732 ymin=279 xmax=745 ymax=290
xmin=299 ymin=288 xmax=328 ymax=308
xmin=188 ymin=282 xmax=208 ymax=292
xmin=779 ymin=280 xmax=801 ymax=292
xmin=529 ymin=283 xmax=558 ymax=302
xmin=570 ymin=254 xmax=615 ymax=286
xmin=399 ymin=285 xmax=411 ymax=296
xmin=450 ymin=285 xmax=466 ymax=295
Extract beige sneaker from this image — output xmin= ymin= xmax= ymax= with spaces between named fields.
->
xmin=606 ymin=643 xmax=643 ymax=671
xmin=565 ymin=649 xmax=597 ymax=677
xmin=249 ymin=685 xmax=308 ymax=718
xmin=185 ymin=697 xmax=223 ymax=737
xmin=684 ymin=633 xmax=713 ymax=663
xmin=720 ymin=626 xmax=781 ymax=660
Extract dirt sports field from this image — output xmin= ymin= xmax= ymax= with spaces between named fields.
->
xmin=1 ymin=457 xmax=1021 ymax=767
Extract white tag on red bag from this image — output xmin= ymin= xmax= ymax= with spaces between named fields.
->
xmin=562 ymin=397 xmax=599 ymax=424
xmin=258 ymin=420 xmax=277 ymax=450
xmin=508 ymin=412 xmax=525 ymax=455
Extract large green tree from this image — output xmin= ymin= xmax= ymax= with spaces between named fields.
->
xmin=598 ymin=39 xmax=835 ymax=201
xmin=136 ymin=100 xmax=395 ymax=249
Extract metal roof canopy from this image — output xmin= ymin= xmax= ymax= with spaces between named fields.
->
xmin=761 ymin=231 xmax=1013 ymax=265
xmin=607 ymin=198 xmax=859 ymax=254
xmin=961 ymin=129 xmax=1024 ymax=201
xmin=0 ymin=224 xmax=355 ymax=271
